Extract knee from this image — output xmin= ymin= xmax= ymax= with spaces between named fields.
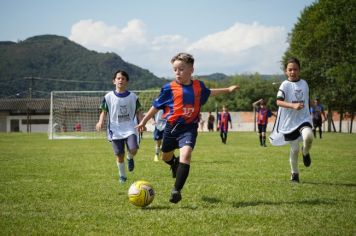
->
xmin=305 ymin=132 xmax=314 ymax=143
xmin=129 ymin=149 xmax=138 ymax=156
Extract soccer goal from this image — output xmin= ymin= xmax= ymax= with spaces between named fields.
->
xmin=48 ymin=90 xmax=160 ymax=139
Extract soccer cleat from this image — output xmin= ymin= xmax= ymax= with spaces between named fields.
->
xmin=170 ymin=157 xmax=179 ymax=178
xmin=154 ymin=154 xmax=159 ymax=162
xmin=302 ymin=147 xmax=311 ymax=167
xmin=127 ymin=158 xmax=135 ymax=172
xmin=290 ymin=173 xmax=299 ymax=183
xmin=119 ymin=176 xmax=127 ymax=184
xmin=169 ymin=189 xmax=182 ymax=204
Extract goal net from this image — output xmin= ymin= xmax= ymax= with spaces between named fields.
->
xmin=48 ymin=90 xmax=160 ymax=139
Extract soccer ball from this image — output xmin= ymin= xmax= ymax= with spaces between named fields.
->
xmin=128 ymin=180 xmax=155 ymax=207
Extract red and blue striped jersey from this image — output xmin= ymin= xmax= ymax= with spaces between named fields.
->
xmin=153 ymin=80 xmax=211 ymax=125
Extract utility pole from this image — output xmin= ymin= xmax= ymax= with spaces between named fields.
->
xmin=24 ymin=77 xmax=33 ymax=133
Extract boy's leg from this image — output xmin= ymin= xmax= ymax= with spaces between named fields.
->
xmin=126 ymin=134 xmax=139 ymax=171
xmin=162 ymin=151 xmax=179 ymax=178
xmin=170 ymin=146 xmax=192 ymax=203
xmin=289 ymin=140 xmax=299 ymax=182
xmin=169 ymin=125 xmax=197 ymax=203
xmin=112 ymin=140 xmax=127 ymax=183
xmin=301 ymin=127 xmax=313 ymax=167
xmin=116 ymin=155 xmax=127 ymax=183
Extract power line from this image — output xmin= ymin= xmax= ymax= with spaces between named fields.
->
xmin=23 ymin=76 xmax=109 ymax=84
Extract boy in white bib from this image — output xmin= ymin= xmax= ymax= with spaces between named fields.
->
xmin=269 ymin=57 xmax=314 ymax=183
xmin=96 ymin=70 xmax=143 ymax=184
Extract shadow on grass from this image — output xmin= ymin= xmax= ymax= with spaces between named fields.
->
xmin=233 ymin=199 xmax=337 ymax=208
xmin=303 ymin=181 xmax=356 ymax=188
xmin=201 ymin=196 xmax=222 ymax=204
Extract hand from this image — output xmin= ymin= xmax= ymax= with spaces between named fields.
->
xmin=228 ymin=85 xmax=240 ymax=92
xmin=136 ymin=121 xmax=147 ymax=133
xmin=292 ymin=102 xmax=304 ymax=110
xmin=95 ymin=122 xmax=102 ymax=132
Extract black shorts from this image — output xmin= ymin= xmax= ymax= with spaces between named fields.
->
xmin=284 ymin=122 xmax=312 ymax=141
xmin=161 ymin=123 xmax=198 ymax=153
xmin=313 ymin=118 xmax=322 ymax=128
xmin=258 ymin=124 xmax=267 ymax=133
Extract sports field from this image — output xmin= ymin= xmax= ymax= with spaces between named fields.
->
xmin=1 ymin=132 xmax=355 ymax=235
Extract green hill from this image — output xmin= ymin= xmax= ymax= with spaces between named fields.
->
xmin=0 ymin=35 xmax=167 ymax=98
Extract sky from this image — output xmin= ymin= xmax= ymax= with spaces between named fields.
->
xmin=0 ymin=0 xmax=316 ymax=78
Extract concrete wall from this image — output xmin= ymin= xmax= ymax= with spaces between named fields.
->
xmin=0 ymin=112 xmax=354 ymax=133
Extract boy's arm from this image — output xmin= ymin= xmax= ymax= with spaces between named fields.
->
xmin=210 ymin=85 xmax=239 ymax=97
xmin=96 ymin=111 xmax=107 ymax=131
xmin=136 ymin=109 xmax=144 ymax=124
xmin=136 ymin=106 xmax=159 ymax=132
xmin=252 ymin=98 xmax=263 ymax=108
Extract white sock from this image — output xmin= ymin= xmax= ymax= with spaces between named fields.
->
xmin=301 ymin=127 xmax=313 ymax=155
xmin=127 ymin=152 xmax=133 ymax=160
xmin=289 ymin=140 xmax=299 ymax=173
xmin=155 ymin=146 xmax=160 ymax=155
xmin=117 ymin=162 xmax=126 ymax=178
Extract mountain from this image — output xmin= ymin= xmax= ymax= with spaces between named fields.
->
xmin=195 ymin=73 xmax=229 ymax=81
xmin=0 ymin=35 xmax=167 ymax=98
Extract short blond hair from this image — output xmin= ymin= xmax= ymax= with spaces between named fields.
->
xmin=171 ymin=52 xmax=194 ymax=65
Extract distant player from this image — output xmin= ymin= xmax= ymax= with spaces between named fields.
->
xmin=207 ymin=112 xmax=215 ymax=131
xmin=137 ymin=52 xmax=239 ymax=203
xmin=217 ymin=106 xmax=232 ymax=144
xmin=310 ymin=98 xmax=327 ymax=139
xmin=152 ymin=109 xmax=166 ymax=162
xmin=269 ymin=57 xmax=314 ymax=183
xmin=252 ymin=98 xmax=274 ymax=147
xmin=96 ymin=70 xmax=143 ymax=184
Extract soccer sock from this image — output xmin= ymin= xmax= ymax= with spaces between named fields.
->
xmin=289 ymin=141 xmax=299 ymax=174
xmin=259 ymin=135 xmax=262 ymax=145
xmin=155 ymin=146 xmax=160 ymax=155
xmin=127 ymin=152 xmax=133 ymax=160
xmin=117 ymin=162 xmax=126 ymax=177
xmin=165 ymin=155 xmax=175 ymax=166
xmin=301 ymin=127 xmax=314 ymax=155
xmin=174 ymin=163 xmax=190 ymax=191
xmin=262 ymin=136 xmax=266 ymax=145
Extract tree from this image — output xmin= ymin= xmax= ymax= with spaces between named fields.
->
xmin=284 ymin=0 xmax=356 ymax=132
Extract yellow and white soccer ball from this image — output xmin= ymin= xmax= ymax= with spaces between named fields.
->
xmin=128 ymin=180 xmax=155 ymax=207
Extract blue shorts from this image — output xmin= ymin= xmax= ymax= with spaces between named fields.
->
xmin=111 ymin=134 xmax=139 ymax=155
xmin=161 ymin=123 xmax=198 ymax=153
xmin=153 ymin=128 xmax=164 ymax=141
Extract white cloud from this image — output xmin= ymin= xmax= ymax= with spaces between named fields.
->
xmin=69 ymin=20 xmax=288 ymax=77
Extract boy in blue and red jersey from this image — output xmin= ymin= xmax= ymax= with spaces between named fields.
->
xmin=252 ymin=98 xmax=274 ymax=147
xmin=137 ymin=52 xmax=239 ymax=203
xmin=217 ymin=106 xmax=232 ymax=144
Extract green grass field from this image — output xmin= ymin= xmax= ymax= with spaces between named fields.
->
xmin=0 ymin=132 xmax=355 ymax=235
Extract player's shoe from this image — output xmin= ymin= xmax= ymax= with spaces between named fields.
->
xmin=302 ymin=147 xmax=311 ymax=167
xmin=290 ymin=173 xmax=299 ymax=183
xmin=171 ymin=156 xmax=179 ymax=178
xmin=119 ymin=176 xmax=127 ymax=184
xmin=154 ymin=154 xmax=159 ymax=162
xmin=169 ymin=189 xmax=182 ymax=204
xmin=127 ymin=158 xmax=135 ymax=172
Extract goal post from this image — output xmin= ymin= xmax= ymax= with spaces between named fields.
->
xmin=48 ymin=90 xmax=160 ymax=139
